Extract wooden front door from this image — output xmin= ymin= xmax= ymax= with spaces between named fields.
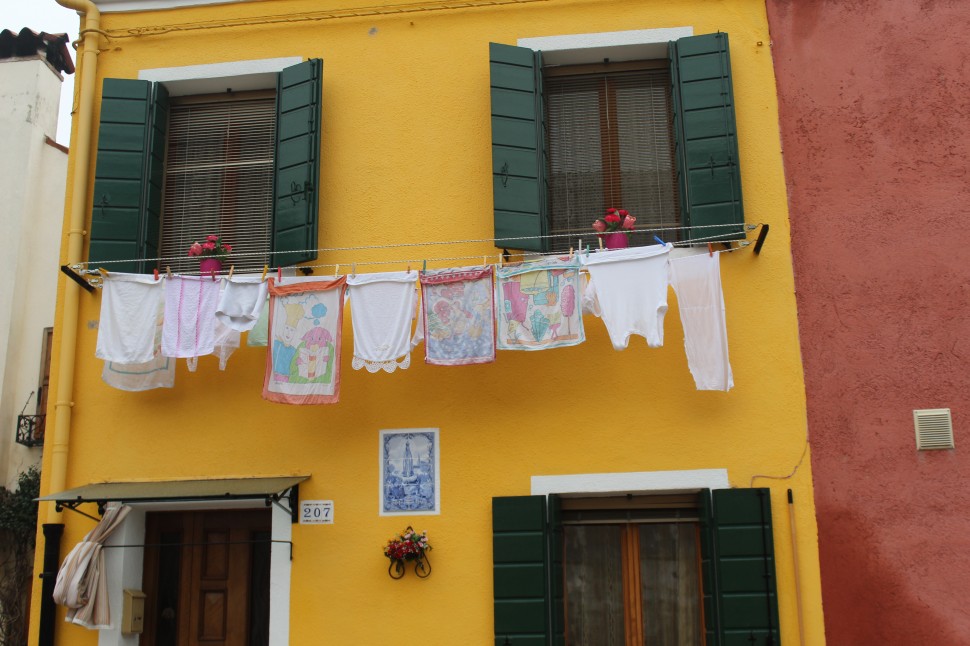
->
xmin=142 ymin=509 xmax=272 ymax=646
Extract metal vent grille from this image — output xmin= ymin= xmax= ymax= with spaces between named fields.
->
xmin=913 ymin=408 xmax=954 ymax=450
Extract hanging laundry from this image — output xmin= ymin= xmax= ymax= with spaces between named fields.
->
xmin=216 ymin=275 xmax=269 ymax=332
xmin=161 ymin=276 xmax=221 ymax=360
xmin=419 ymin=266 xmax=496 ymax=366
xmin=246 ymin=295 xmax=271 ymax=347
xmin=101 ymin=292 xmax=174 ymax=391
xmin=347 ymin=271 xmax=423 ymax=373
xmin=670 ymin=252 xmax=734 ymax=391
xmin=496 ymin=257 xmax=584 ymax=350
xmin=581 ymin=243 xmax=672 ymax=350
xmin=96 ymin=273 xmax=165 ymax=364
xmin=263 ymin=276 xmax=347 ymax=404
xmin=186 ymin=319 xmax=240 ymax=372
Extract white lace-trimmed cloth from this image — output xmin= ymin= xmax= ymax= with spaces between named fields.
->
xmin=53 ymin=505 xmax=131 ymax=629
xmin=347 ymin=271 xmax=423 ymax=373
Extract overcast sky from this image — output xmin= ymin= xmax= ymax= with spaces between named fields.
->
xmin=5 ymin=1 xmax=83 ymax=144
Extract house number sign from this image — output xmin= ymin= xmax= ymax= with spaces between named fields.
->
xmin=300 ymin=500 xmax=334 ymax=524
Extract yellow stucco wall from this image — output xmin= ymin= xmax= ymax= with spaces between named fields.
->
xmin=32 ymin=0 xmax=825 ymax=643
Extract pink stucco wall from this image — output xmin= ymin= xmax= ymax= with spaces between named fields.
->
xmin=765 ymin=0 xmax=970 ymax=642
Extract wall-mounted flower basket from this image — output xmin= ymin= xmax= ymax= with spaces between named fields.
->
xmin=384 ymin=526 xmax=431 ymax=579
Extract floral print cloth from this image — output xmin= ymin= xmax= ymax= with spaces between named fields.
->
xmin=263 ymin=276 xmax=347 ymax=404
xmin=419 ymin=266 xmax=495 ymax=366
xmin=496 ymin=256 xmax=585 ymax=350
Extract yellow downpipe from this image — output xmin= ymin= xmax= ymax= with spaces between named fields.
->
xmin=48 ymin=0 xmax=100 ymax=524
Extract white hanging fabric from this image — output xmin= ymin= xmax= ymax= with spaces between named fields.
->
xmin=347 ymin=271 xmax=423 ymax=373
xmin=669 ymin=252 xmax=734 ymax=391
xmin=95 ymin=273 xmax=165 ymax=364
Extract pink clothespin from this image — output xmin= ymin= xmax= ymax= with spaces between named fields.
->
xmin=708 ymin=243 xmax=713 ymax=257
xmin=153 ymin=268 xmax=159 ymax=281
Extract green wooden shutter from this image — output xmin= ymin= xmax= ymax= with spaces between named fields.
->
xmin=89 ymin=78 xmax=166 ymax=273
xmin=711 ymin=488 xmax=781 ymax=646
xmin=546 ymin=494 xmax=564 ymax=646
xmin=670 ymin=33 xmax=745 ymax=243
xmin=493 ymin=495 xmax=551 ymax=646
xmin=698 ymin=489 xmax=721 ymax=646
xmin=490 ymin=43 xmax=548 ymax=252
xmin=272 ymin=58 xmax=322 ymax=267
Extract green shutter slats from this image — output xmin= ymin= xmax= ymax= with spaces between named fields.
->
xmin=272 ymin=58 xmax=322 ymax=267
xmin=493 ymin=495 xmax=550 ymax=646
xmin=546 ymin=494 xmax=564 ymax=646
xmin=699 ymin=489 xmax=720 ymax=645
xmin=143 ymin=82 xmax=168 ymax=265
xmin=670 ymin=32 xmax=745 ymax=243
xmin=490 ymin=43 xmax=548 ymax=252
xmin=89 ymin=78 xmax=162 ymax=273
xmin=711 ymin=488 xmax=781 ymax=646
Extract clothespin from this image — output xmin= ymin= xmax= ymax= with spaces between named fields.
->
xmin=260 ymin=265 xmax=269 ymax=282
xmin=335 ymin=264 xmax=340 ymax=276
xmin=277 ymin=267 xmax=282 ymax=283
xmin=497 ymin=253 xmax=503 ymax=268
xmin=407 ymin=262 xmax=411 ymax=273
xmin=422 ymin=259 xmax=427 ymax=272
xmin=653 ymin=235 xmax=665 ymax=246
xmin=351 ymin=262 xmax=357 ymax=277
xmin=153 ymin=268 xmax=159 ymax=281
xmin=569 ymin=247 xmax=574 ymax=259
xmin=166 ymin=266 xmax=172 ymax=278
xmin=228 ymin=265 xmax=235 ymax=280
xmin=707 ymin=243 xmax=713 ymax=257
xmin=98 ymin=267 xmax=109 ymax=277
xmin=598 ymin=237 xmax=604 ymax=250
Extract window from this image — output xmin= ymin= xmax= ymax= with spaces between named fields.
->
xmin=88 ymin=59 xmax=322 ymax=274
xmin=545 ymin=63 xmax=679 ymax=253
xmin=492 ymin=488 xmax=780 ymax=646
xmin=490 ymin=32 xmax=745 ymax=253
xmin=161 ymin=94 xmax=277 ymax=272
xmin=561 ymin=496 xmax=703 ymax=645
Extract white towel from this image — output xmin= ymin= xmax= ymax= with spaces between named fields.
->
xmin=101 ymin=290 xmax=174 ymax=391
xmin=161 ymin=276 xmax=220 ymax=359
xmin=347 ymin=271 xmax=423 ymax=373
xmin=670 ymin=252 xmax=734 ymax=391
xmin=580 ymin=244 xmax=672 ymax=350
xmin=215 ymin=276 xmax=269 ymax=332
xmin=96 ymin=273 xmax=165 ymax=364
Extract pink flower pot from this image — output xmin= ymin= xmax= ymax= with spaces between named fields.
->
xmin=603 ymin=232 xmax=630 ymax=250
xmin=199 ymin=258 xmax=222 ymax=277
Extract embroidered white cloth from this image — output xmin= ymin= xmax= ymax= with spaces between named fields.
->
xmin=96 ymin=273 xmax=165 ymax=364
xmin=347 ymin=271 xmax=423 ymax=373
xmin=161 ymin=276 xmax=220 ymax=359
xmin=102 ymin=297 xmax=174 ymax=390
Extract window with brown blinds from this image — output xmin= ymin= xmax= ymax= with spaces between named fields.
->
xmin=545 ymin=65 xmax=679 ymax=253
xmin=160 ymin=96 xmax=277 ymax=272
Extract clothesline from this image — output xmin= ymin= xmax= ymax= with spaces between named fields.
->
xmin=78 ymin=241 xmax=750 ymax=283
xmin=82 ymin=222 xmax=762 ymax=268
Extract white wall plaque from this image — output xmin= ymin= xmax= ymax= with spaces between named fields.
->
xmin=299 ymin=500 xmax=334 ymax=524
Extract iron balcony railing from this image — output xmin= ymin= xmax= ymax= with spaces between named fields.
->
xmin=16 ymin=414 xmax=45 ymax=448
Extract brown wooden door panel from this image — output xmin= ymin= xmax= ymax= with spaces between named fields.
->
xmin=142 ymin=509 xmax=271 ymax=646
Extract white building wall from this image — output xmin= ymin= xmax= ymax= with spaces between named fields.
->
xmin=0 ymin=57 xmax=67 ymax=488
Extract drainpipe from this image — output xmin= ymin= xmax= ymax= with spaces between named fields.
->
xmin=40 ymin=1 xmax=101 ymax=644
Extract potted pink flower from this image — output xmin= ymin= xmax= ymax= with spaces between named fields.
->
xmin=188 ymin=235 xmax=232 ymax=276
xmin=592 ymin=209 xmax=636 ymax=249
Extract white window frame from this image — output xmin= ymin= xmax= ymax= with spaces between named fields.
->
xmin=531 ymin=468 xmax=729 ymax=497
xmin=517 ymin=27 xmax=693 ymax=66
xmin=98 ymin=499 xmax=293 ymax=646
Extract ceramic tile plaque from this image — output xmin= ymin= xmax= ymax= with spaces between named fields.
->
xmin=379 ymin=429 xmax=440 ymax=515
